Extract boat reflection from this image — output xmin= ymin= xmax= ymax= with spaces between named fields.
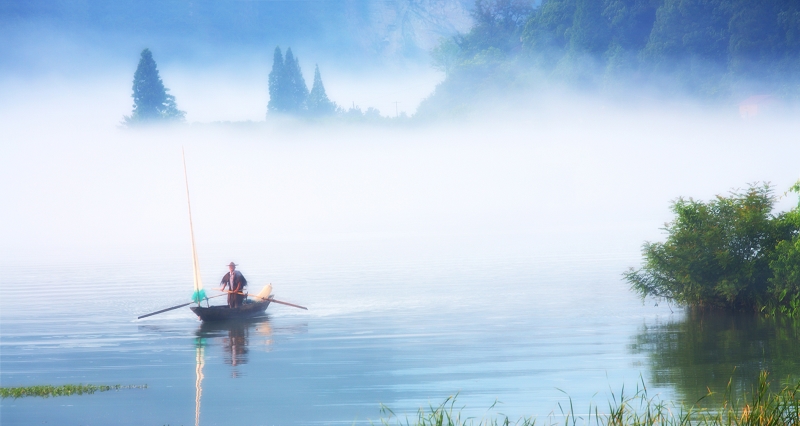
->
xmin=195 ymin=316 xmax=273 ymax=375
xmin=192 ymin=316 xmax=272 ymax=426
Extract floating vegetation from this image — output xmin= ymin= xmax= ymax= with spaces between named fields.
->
xmin=0 ymin=384 xmax=147 ymax=399
xmin=379 ymin=372 xmax=800 ymax=426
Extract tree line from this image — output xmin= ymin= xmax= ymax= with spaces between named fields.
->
xmin=124 ymin=47 xmax=392 ymax=125
xmin=421 ymin=0 xmax=800 ymax=113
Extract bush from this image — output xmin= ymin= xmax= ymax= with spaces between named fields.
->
xmin=625 ymin=182 xmax=800 ymax=314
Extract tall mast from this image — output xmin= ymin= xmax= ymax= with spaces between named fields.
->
xmin=183 ymin=147 xmax=205 ymax=304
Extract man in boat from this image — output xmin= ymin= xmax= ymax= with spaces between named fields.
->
xmin=220 ymin=262 xmax=247 ymax=308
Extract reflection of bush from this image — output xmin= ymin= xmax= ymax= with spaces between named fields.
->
xmin=630 ymin=309 xmax=800 ymax=403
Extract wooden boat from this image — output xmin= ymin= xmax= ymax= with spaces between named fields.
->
xmin=135 ymin=154 xmax=308 ymax=322
xmin=190 ymin=298 xmax=271 ymax=321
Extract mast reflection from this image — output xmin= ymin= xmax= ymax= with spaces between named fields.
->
xmin=195 ymin=317 xmax=274 ymax=375
xmin=194 ymin=338 xmax=205 ymax=426
xmin=192 ymin=317 xmax=280 ymax=425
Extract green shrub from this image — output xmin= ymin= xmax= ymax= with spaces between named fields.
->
xmin=625 ymin=182 xmax=800 ymax=314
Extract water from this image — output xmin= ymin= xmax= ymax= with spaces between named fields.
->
xmin=2 ymin=244 xmax=799 ymax=426
xmin=1 ymin=105 xmax=799 ymax=425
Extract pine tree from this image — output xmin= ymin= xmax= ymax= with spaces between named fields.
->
xmin=283 ymin=48 xmax=309 ymax=113
xmin=307 ymin=65 xmax=336 ymax=116
xmin=124 ymin=48 xmax=185 ymax=124
xmin=267 ymin=46 xmax=287 ymax=113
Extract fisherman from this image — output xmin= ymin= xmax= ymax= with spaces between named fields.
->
xmin=220 ymin=262 xmax=247 ymax=308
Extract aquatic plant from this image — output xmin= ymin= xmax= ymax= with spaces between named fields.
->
xmin=0 ymin=384 xmax=147 ymax=399
xmin=377 ymin=372 xmax=800 ymax=425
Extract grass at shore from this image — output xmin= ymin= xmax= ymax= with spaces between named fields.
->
xmin=0 ymin=384 xmax=147 ymax=399
xmin=379 ymin=372 xmax=800 ymax=426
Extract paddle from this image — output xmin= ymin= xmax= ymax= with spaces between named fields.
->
xmin=267 ymin=297 xmax=308 ymax=310
xmin=218 ymin=289 xmax=308 ymax=310
xmin=137 ymin=294 xmax=227 ymax=319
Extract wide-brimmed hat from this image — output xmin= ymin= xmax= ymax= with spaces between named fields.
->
xmin=227 ymin=262 xmax=237 ymax=267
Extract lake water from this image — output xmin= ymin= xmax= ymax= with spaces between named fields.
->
xmin=2 ymin=243 xmax=799 ymax=426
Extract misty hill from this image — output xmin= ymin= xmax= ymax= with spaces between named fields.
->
xmin=1 ymin=0 xmax=473 ymax=61
xmin=419 ymin=0 xmax=800 ymax=116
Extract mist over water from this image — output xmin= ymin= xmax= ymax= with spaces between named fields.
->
xmin=2 ymin=84 xmax=798 ymax=266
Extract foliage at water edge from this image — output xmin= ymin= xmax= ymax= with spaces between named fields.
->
xmin=378 ymin=372 xmax=800 ymax=425
xmin=624 ymin=182 xmax=800 ymax=316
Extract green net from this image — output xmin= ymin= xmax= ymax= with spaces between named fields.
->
xmin=191 ymin=289 xmax=207 ymax=304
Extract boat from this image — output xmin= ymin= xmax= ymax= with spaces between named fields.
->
xmin=190 ymin=284 xmax=275 ymax=321
xmin=190 ymin=297 xmax=271 ymax=321
xmin=135 ymin=152 xmax=307 ymax=321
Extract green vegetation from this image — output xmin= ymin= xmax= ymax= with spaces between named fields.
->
xmin=123 ymin=49 xmax=185 ymax=125
xmin=378 ymin=373 xmax=800 ymax=425
xmin=420 ymin=0 xmax=800 ymax=114
xmin=0 ymin=383 xmax=147 ymax=399
xmin=625 ymin=182 xmax=800 ymax=316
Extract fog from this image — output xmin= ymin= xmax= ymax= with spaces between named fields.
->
xmin=1 ymin=9 xmax=798 ymax=273
xmin=2 ymin=68 xmax=798 ymax=274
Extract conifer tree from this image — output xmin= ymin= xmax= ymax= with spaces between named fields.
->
xmin=307 ymin=65 xmax=336 ymax=116
xmin=124 ymin=48 xmax=185 ymax=124
xmin=283 ymin=48 xmax=309 ymax=113
xmin=267 ymin=46 xmax=287 ymax=113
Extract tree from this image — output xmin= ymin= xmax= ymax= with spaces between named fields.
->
xmin=267 ymin=46 xmax=310 ymax=115
xmin=463 ymin=0 xmax=534 ymax=55
xmin=643 ymin=0 xmax=731 ymax=66
xmin=307 ymin=65 xmax=336 ymax=116
xmin=267 ymin=47 xmax=288 ymax=113
xmin=283 ymin=48 xmax=309 ymax=113
xmin=431 ymin=37 xmax=461 ymax=77
xmin=568 ymin=0 xmax=610 ymax=54
xmin=767 ymin=181 xmax=800 ymax=316
xmin=603 ymin=0 xmax=659 ymax=51
xmin=124 ymin=48 xmax=185 ymax=124
xmin=522 ymin=0 xmax=576 ymax=49
xmin=625 ymin=183 xmax=800 ymax=314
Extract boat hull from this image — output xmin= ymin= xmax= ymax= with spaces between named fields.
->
xmin=190 ymin=300 xmax=270 ymax=321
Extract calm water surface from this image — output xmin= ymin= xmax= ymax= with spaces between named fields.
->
xmin=2 ymin=248 xmax=799 ymax=426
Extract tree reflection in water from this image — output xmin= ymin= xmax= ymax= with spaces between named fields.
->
xmin=630 ymin=310 xmax=800 ymax=404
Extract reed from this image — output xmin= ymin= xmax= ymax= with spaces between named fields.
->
xmin=378 ymin=372 xmax=800 ymax=426
xmin=0 ymin=384 xmax=147 ymax=399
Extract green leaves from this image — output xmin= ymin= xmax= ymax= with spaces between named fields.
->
xmin=626 ymin=183 xmax=800 ymax=314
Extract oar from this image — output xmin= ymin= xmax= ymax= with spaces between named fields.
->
xmin=267 ymin=297 xmax=308 ymax=310
xmin=213 ymin=289 xmax=308 ymax=310
xmin=137 ymin=294 xmax=227 ymax=319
